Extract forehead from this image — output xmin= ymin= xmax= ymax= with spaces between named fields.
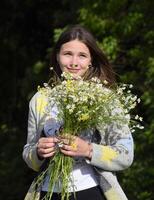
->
xmin=60 ymin=40 xmax=90 ymax=52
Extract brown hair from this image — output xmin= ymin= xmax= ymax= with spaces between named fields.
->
xmin=50 ymin=25 xmax=115 ymax=86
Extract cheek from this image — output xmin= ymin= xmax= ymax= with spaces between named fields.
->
xmin=80 ymin=59 xmax=91 ymax=68
xmin=58 ymin=58 xmax=68 ymax=72
xmin=59 ymin=55 xmax=70 ymax=65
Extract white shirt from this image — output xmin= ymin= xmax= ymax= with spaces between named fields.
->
xmin=41 ymin=160 xmax=98 ymax=192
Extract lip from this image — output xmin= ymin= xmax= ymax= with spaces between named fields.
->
xmin=66 ymin=67 xmax=81 ymax=72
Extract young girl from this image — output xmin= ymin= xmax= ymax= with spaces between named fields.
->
xmin=23 ymin=25 xmax=134 ymax=200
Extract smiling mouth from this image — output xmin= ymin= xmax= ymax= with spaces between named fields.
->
xmin=66 ymin=67 xmax=81 ymax=71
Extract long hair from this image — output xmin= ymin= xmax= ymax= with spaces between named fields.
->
xmin=50 ymin=25 xmax=115 ymax=86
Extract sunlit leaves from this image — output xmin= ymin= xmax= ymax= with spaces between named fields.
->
xmin=99 ymin=36 xmax=118 ymax=61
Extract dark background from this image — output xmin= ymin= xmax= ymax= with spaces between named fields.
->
xmin=0 ymin=0 xmax=154 ymax=199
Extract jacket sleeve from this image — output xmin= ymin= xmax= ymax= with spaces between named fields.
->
xmin=22 ymin=92 xmax=47 ymax=171
xmin=89 ymin=123 xmax=134 ymax=171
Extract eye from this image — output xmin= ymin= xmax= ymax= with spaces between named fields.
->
xmin=63 ymin=51 xmax=72 ymax=56
xmin=79 ymin=53 xmax=87 ymax=58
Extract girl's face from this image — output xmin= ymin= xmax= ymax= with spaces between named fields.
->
xmin=57 ymin=40 xmax=92 ymax=78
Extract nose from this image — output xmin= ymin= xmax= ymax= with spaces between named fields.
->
xmin=70 ymin=56 xmax=78 ymax=68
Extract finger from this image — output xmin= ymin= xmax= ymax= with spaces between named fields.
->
xmin=38 ymin=147 xmax=56 ymax=154
xmin=61 ymin=138 xmax=70 ymax=145
xmin=61 ymin=144 xmax=78 ymax=152
xmin=60 ymin=148 xmax=76 ymax=157
xmin=37 ymin=142 xmax=56 ymax=149
xmin=39 ymin=137 xmax=59 ymax=143
xmin=61 ymin=144 xmax=71 ymax=151
xmin=39 ymin=151 xmax=56 ymax=158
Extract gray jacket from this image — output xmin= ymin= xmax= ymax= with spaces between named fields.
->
xmin=23 ymin=91 xmax=134 ymax=200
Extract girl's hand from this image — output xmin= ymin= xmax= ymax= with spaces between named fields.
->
xmin=60 ymin=136 xmax=93 ymax=159
xmin=37 ymin=137 xmax=59 ymax=159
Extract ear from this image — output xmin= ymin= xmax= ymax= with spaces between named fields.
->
xmin=88 ymin=62 xmax=92 ymax=68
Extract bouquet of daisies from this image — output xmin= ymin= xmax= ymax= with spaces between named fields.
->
xmin=32 ymin=72 xmax=143 ymax=200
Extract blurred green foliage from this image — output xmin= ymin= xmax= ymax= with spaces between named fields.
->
xmin=0 ymin=0 xmax=153 ymax=199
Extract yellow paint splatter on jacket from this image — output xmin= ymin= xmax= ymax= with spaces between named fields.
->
xmin=36 ymin=96 xmax=47 ymax=114
xmin=101 ymin=146 xmax=118 ymax=164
